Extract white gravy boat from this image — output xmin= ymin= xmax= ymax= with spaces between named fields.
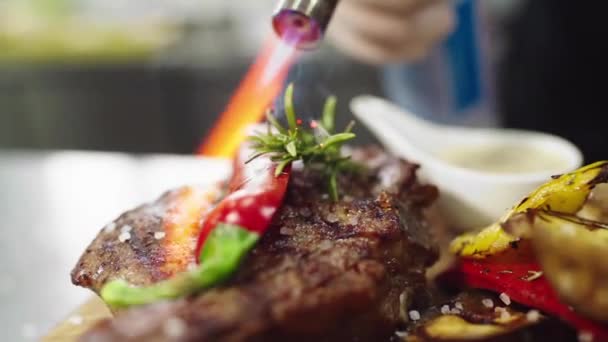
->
xmin=350 ymin=95 xmax=583 ymax=230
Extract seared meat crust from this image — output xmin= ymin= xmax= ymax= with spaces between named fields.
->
xmin=72 ymin=188 xmax=186 ymax=292
xmin=75 ymin=147 xmax=439 ymax=341
xmin=73 ymin=185 xmax=220 ymax=292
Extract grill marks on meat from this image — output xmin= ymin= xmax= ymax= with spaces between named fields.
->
xmin=75 ymin=148 xmax=439 ymax=341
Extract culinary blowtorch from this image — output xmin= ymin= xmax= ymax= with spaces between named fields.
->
xmin=272 ymin=0 xmax=340 ymax=49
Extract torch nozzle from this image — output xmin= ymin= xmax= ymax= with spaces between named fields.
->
xmin=272 ymin=0 xmax=339 ymax=50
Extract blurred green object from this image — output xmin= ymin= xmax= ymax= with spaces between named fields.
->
xmin=0 ymin=27 xmax=178 ymax=64
xmin=24 ymin=0 xmax=76 ymax=18
xmin=0 ymin=0 xmax=179 ymax=63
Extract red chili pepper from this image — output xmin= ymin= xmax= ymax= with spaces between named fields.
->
xmin=441 ymin=257 xmax=608 ymax=340
xmin=194 ymin=144 xmax=291 ymax=261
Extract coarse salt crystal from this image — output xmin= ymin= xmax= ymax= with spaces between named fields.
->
xmin=103 ymin=222 xmax=116 ymax=233
xmin=494 ymin=307 xmax=506 ymax=313
xmin=163 ymin=317 xmax=187 ymax=338
xmin=280 ymin=227 xmax=295 ymax=236
xmin=118 ymin=232 xmax=131 ymax=243
xmin=225 ymin=211 xmax=240 ymax=224
xmin=440 ymin=305 xmax=450 ymax=315
xmin=92 ymin=267 xmax=102 ymax=280
xmin=154 ymin=232 xmax=166 ymax=240
xmin=500 ymin=310 xmax=511 ymax=321
xmin=68 ymin=315 xmax=83 ymax=325
xmin=526 ymin=310 xmax=541 ymax=322
xmin=318 ymin=240 xmax=333 ymax=250
xmin=326 ymin=213 xmax=339 ymax=223
xmin=120 ymin=225 xmax=133 ymax=234
xmin=579 ymin=331 xmax=593 ymax=342
xmin=455 ymin=302 xmax=464 ymax=310
xmin=499 ymin=293 xmax=511 ymax=306
xmin=260 ymin=206 xmax=275 ymax=219
xmin=482 ymin=298 xmax=494 ymax=308
xmin=408 ymin=310 xmax=421 ymax=321
xmin=347 ymin=215 xmax=359 ymax=226
xmin=395 ymin=331 xmax=408 ymax=338
xmin=240 ymin=197 xmax=254 ymax=208
xmin=450 ymin=308 xmax=462 ymax=315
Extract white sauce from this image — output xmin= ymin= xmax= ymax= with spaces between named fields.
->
xmin=438 ymin=144 xmax=569 ymax=174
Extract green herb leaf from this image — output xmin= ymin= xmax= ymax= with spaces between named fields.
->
xmin=266 ymin=110 xmax=287 ymax=134
xmin=249 ymin=83 xmax=362 ymax=201
xmin=284 ymin=83 xmax=298 ymax=131
xmin=275 ymin=159 xmax=293 ymax=177
xmin=344 ymin=120 xmax=356 ymax=133
xmin=245 ymin=151 xmax=269 ymax=164
xmin=321 ymin=133 xmax=356 ymax=149
xmin=328 ymin=169 xmax=339 ymax=202
xmin=321 ymin=96 xmax=337 ymax=133
xmin=285 ymin=141 xmax=297 ymax=157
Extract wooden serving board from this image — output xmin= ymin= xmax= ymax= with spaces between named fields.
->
xmin=43 ymin=297 xmax=112 ymax=342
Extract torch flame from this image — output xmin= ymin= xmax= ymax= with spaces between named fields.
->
xmin=198 ymin=36 xmax=298 ymax=157
xmin=156 ymin=34 xmax=300 ymax=276
xmin=160 ymin=185 xmax=221 ymax=275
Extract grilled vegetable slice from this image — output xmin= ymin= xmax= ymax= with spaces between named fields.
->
xmin=418 ymin=315 xmax=508 ymax=340
xmin=504 ymin=211 xmax=608 ymax=322
xmin=451 ymin=161 xmax=608 ymax=258
xmin=441 ymin=253 xmax=608 ymax=341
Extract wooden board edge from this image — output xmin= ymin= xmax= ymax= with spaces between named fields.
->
xmin=43 ymin=296 xmax=112 ymax=342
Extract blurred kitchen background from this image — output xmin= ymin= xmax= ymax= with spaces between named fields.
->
xmin=2 ymin=0 xmax=606 ymax=160
xmin=0 ymin=0 xmax=388 ymax=154
xmin=0 ymin=0 xmax=526 ymax=154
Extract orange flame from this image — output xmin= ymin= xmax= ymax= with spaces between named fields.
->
xmin=197 ymin=35 xmax=298 ymax=157
xmin=160 ymin=185 xmax=222 ymax=275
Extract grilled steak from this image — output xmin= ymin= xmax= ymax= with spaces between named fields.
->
xmin=73 ymin=147 xmax=439 ymax=341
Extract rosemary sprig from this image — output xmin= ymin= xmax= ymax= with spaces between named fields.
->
xmin=248 ymin=84 xmax=358 ymax=201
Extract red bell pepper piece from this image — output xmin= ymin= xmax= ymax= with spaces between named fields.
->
xmin=442 ymin=257 xmax=608 ymax=341
xmin=194 ymin=144 xmax=291 ymax=262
